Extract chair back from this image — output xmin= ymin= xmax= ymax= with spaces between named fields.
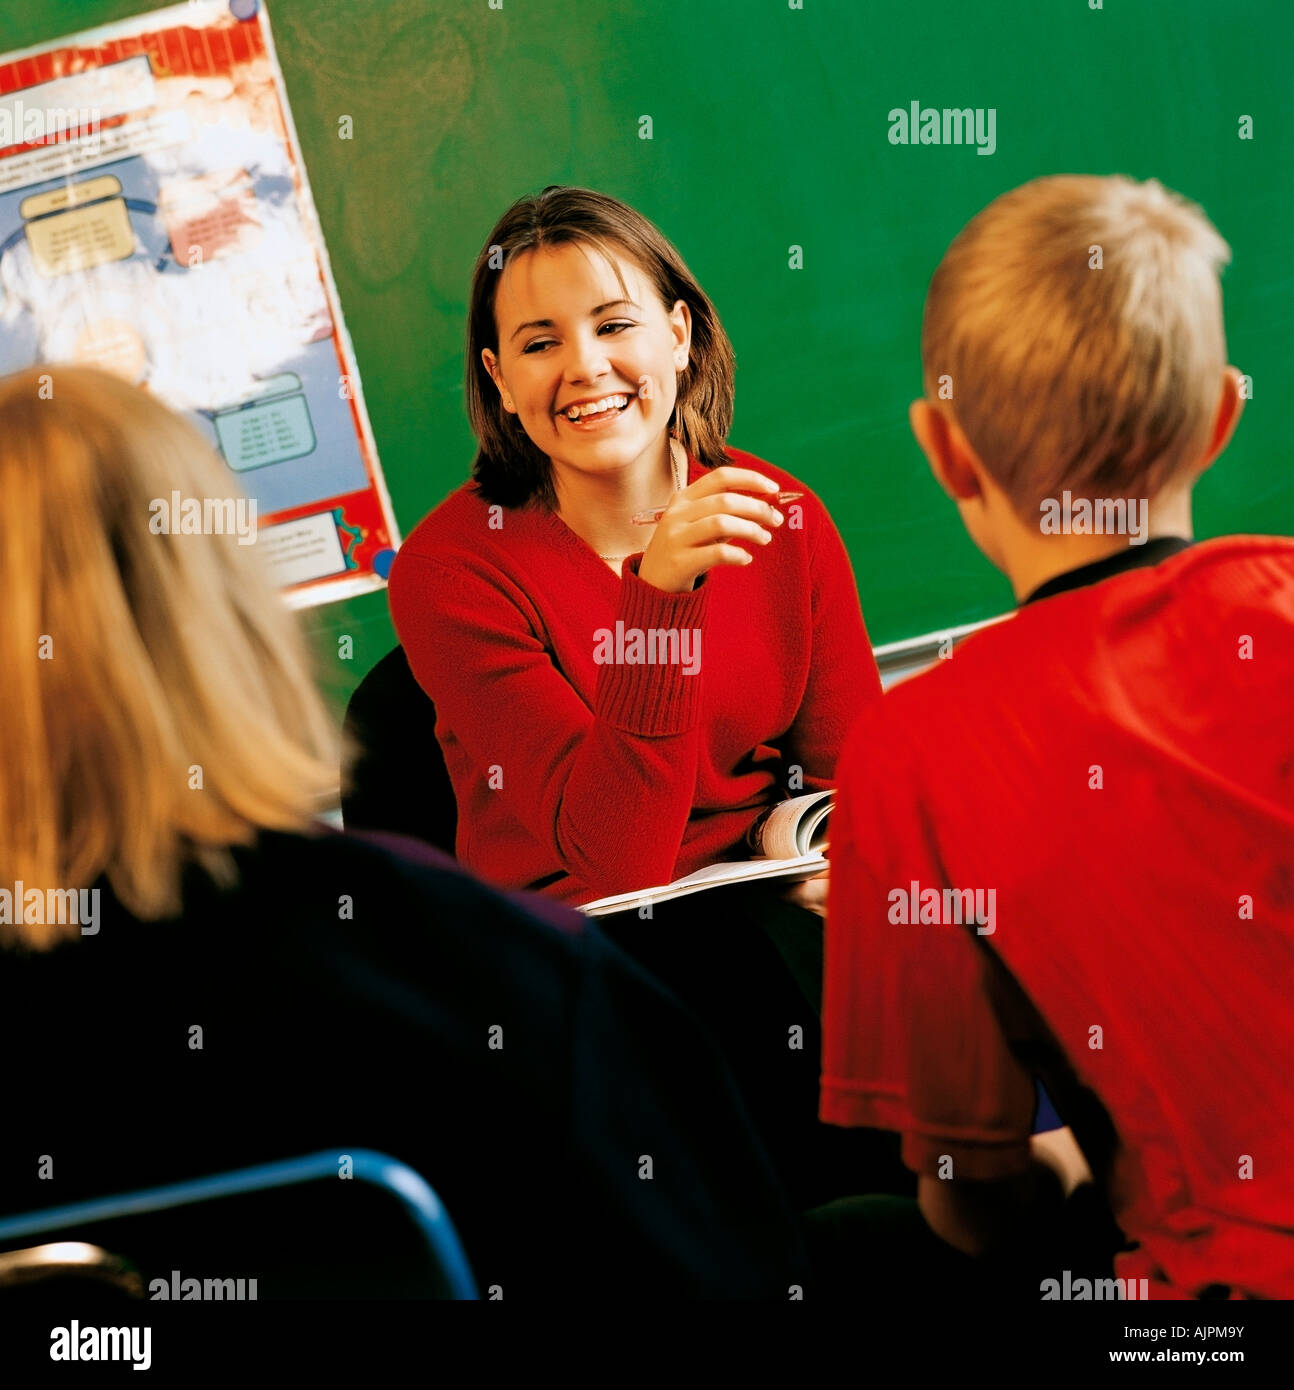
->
xmin=342 ymin=646 xmax=458 ymax=855
xmin=0 ymin=1149 xmax=478 ymax=1300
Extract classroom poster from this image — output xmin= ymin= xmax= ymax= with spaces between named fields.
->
xmin=0 ymin=0 xmax=399 ymax=607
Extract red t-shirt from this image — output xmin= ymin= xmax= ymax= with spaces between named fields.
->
xmin=821 ymin=536 xmax=1294 ymax=1299
xmin=388 ymin=446 xmax=879 ymax=904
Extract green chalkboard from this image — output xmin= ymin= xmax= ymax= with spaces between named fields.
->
xmin=5 ymin=0 xmax=1291 ymax=708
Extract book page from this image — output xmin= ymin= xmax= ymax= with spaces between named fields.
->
xmin=756 ymin=789 xmax=834 ymax=857
xmin=580 ymin=852 xmax=827 ymax=917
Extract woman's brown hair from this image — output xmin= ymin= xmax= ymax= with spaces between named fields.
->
xmin=465 ymin=186 xmax=737 ymax=508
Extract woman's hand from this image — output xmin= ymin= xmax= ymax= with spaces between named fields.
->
xmin=637 ymin=466 xmax=786 ymax=594
xmin=781 ymin=864 xmax=829 ymax=917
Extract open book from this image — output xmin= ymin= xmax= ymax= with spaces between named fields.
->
xmin=579 ymin=789 xmax=833 ymax=917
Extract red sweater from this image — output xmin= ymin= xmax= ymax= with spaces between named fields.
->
xmin=388 ymin=446 xmax=880 ymax=905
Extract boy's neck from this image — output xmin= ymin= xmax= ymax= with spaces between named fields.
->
xmin=1001 ymin=485 xmax=1195 ymax=603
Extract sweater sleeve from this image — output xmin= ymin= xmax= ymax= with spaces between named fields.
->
xmin=389 ymin=550 xmax=708 ymax=897
xmin=780 ymin=505 xmax=881 ymax=793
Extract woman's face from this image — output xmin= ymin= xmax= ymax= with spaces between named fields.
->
xmin=483 ymin=242 xmax=691 ymax=486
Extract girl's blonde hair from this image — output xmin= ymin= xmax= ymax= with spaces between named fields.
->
xmin=0 ymin=365 xmax=340 ymax=949
xmin=466 ymin=185 xmax=737 ymax=508
xmin=922 ymin=175 xmax=1232 ymax=513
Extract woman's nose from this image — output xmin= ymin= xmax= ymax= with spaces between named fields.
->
xmin=564 ymin=332 xmax=611 ymax=382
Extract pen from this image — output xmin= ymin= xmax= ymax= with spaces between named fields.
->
xmin=631 ymin=491 xmax=803 ymax=524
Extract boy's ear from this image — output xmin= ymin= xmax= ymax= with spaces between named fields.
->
xmin=909 ymin=399 xmax=984 ymax=502
xmin=1198 ymin=365 xmax=1246 ymax=472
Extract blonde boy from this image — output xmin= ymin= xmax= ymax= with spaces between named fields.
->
xmin=821 ymin=176 xmax=1294 ymax=1299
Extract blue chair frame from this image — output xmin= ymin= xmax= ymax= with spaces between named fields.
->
xmin=0 ymin=1148 xmax=477 ymax=1300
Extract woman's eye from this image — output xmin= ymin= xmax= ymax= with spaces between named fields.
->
xmin=521 ymin=321 xmax=633 ymax=354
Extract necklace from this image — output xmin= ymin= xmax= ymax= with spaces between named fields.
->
xmin=598 ymin=441 xmax=684 ymax=563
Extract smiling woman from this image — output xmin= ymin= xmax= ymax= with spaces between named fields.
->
xmin=388 ymin=185 xmax=880 ymax=904
xmin=383 ymin=186 xmax=899 ymax=1209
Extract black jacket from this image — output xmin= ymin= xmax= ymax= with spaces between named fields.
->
xmin=0 ymin=827 xmax=807 ymax=1300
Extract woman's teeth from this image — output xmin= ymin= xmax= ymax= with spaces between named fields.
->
xmin=562 ymin=394 xmax=629 ymax=420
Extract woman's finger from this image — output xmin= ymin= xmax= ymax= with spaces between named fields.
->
xmin=694 ymin=541 xmax=757 ymax=569
xmin=663 ymin=492 xmax=785 ymax=535
xmin=683 ymin=465 xmax=782 ymax=499
xmin=681 ymin=514 xmax=776 ymax=548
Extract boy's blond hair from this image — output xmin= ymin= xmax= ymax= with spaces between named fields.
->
xmin=922 ymin=175 xmax=1231 ymax=514
xmin=0 ymin=366 xmax=340 ymax=949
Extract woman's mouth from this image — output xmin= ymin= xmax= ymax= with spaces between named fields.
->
xmin=556 ymin=394 xmax=633 ymax=429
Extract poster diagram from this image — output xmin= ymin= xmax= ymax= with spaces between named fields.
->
xmin=0 ymin=0 xmax=399 ymax=607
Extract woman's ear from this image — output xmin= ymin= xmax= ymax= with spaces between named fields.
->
xmin=669 ymin=299 xmax=692 ymax=369
xmin=482 ymin=349 xmax=515 ymax=413
xmin=910 ymin=399 xmax=983 ymax=502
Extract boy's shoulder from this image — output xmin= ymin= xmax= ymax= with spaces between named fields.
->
xmin=845 ymin=535 xmax=1294 ymax=780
